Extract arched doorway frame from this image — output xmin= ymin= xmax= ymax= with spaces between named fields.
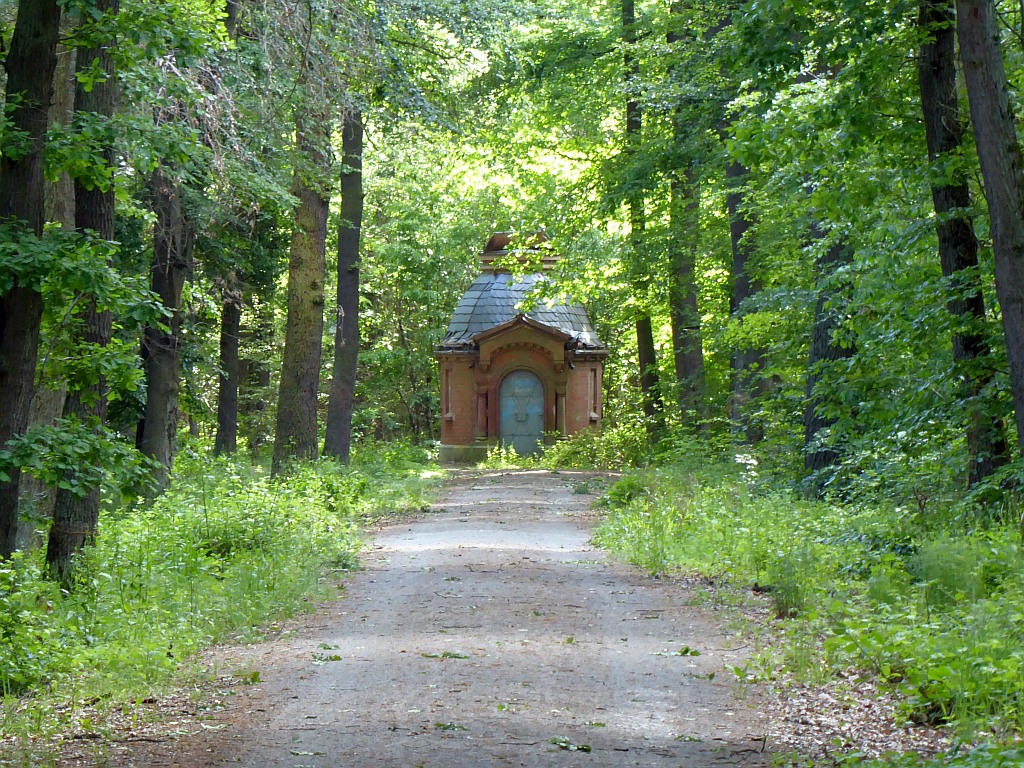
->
xmin=497 ymin=368 xmax=548 ymax=455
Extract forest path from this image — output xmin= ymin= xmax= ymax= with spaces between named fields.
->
xmin=132 ymin=470 xmax=770 ymax=767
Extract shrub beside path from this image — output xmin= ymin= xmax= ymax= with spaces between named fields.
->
xmin=120 ymin=470 xmax=770 ymax=767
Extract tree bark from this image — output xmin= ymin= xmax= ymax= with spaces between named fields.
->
xmin=918 ymin=0 xmax=1008 ymax=485
xmin=18 ymin=26 xmax=76 ymax=542
xmin=139 ymin=168 xmax=194 ymax=492
xmin=324 ymin=110 xmax=363 ymax=463
xmin=955 ymin=0 xmax=1024 ymax=461
xmin=225 ymin=0 xmax=240 ymax=39
xmin=667 ymin=3 xmax=704 ymax=420
xmin=623 ymin=0 xmax=661 ymax=427
xmin=726 ymin=159 xmax=766 ymax=442
xmin=239 ymin=295 xmax=274 ymax=456
xmin=669 ymin=163 xmax=705 ymax=417
xmin=0 ymin=0 xmax=62 ymax=558
xmin=272 ymin=123 xmax=329 ymax=474
xmin=214 ymin=284 xmax=242 ymax=456
xmin=44 ymin=36 xmax=76 ymax=229
xmin=46 ymin=0 xmax=120 ymax=580
xmin=803 ymin=236 xmax=856 ymax=488
xmin=16 ymin=383 xmax=64 ymax=550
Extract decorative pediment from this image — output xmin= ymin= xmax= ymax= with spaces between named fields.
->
xmin=470 ymin=314 xmax=572 ymax=345
xmin=473 ymin=315 xmax=569 ymax=372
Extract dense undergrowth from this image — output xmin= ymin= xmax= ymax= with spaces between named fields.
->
xmin=0 ymin=441 xmax=435 ymax=740
xmin=579 ymin=436 xmax=1024 ymax=768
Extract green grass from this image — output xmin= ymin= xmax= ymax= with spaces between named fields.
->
xmin=0 ymin=444 xmax=438 ymax=741
xmin=593 ymin=455 xmax=1024 ymax=753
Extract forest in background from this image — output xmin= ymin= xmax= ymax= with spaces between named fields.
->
xmin=2 ymin=0 xmax=1024 ymax=764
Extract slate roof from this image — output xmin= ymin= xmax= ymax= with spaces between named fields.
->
xmin=439 ymin=272 xmax=604 ymax=351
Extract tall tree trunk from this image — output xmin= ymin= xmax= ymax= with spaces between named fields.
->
xmin=0 ymin=0 xmax=62 ymax=558
xmin=804 ymin=236 xmax=856 ymax=491
xmin=324 ymin=109 xmax=363 ymax=463
xmin=16 ymin=384 xmax=64 ymax=550
xmin=225 ymin=0 xmax=240 ymax=39
xmin=44 ymin=34 xmax=76 ymax=229
xmin=18 ymin=28 xmax=76 ymax=545
xmin=669 ymin=163 xmax=705 ymax=417
xmin=139 ymin=168 xmax=194 ymax=492
xmin=726 ymin=159 xmax=766 ymax=442
xmin=919 ymin=0 xmax=1008 ymax=486
xmin=46 ymin=309 xmax=112 ymax=578
xmin=623 ymin=0 xmax=661 ymax=427
xmin=635 ymin=311 xmax=661 ymax=422
xmin=214 ymin=282 xmax=242 ymax=456
xmin=208 ymin=1 xmax=249 ymax=457
xmin=240 ymin=295 xmax=274 ymax=456
xmin=667 ymin=4 xmax=704 ymax=420
xmin=46 ymin=0 xmax=120 ymax=580
xmin=272 ymin=123 xmax=329 ymax=474
xmin=955 ymin=0 xmax=1024 ymax=459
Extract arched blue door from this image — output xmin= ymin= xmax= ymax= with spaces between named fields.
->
xmin=499 ymin=370 xmax=545 ymax=456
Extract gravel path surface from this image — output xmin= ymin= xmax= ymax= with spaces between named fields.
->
xmin=122 ymin=470 xmax=770 ymax=767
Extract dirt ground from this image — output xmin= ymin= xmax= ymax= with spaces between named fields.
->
xmin=98 ymin=470 xmax=773 ymax=767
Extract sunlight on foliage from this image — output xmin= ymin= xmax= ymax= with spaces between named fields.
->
xmin=0 ymin=449 xmax=436 ymax=737
xmin=594 ymin=459 xmax=1024 ymax=742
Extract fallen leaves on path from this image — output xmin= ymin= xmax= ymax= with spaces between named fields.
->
xmin=765 ymin=671 xmax=955 ymax=761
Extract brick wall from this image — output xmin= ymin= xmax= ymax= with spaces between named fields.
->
xmin=439 ymin=331 xmax=605 ymax=448
xmin=566 ymin=362 xmax=603 ymax=434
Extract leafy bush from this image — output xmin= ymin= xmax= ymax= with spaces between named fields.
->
xmin=846 ymin=743 xmax=1024 ymax=768
xmin=540 ymin=420 xmax=651 ymax=469
xmin=479 ymin=443 xmax=540 ymax=469
xmin=0 ymin=449 xmax=436 ymax=729
xmin=0 ymin=554 xmax=65 ymax=697
xmin=594 ymin=457 xmax=1024 ymax=741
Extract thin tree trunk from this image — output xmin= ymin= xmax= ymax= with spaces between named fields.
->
xmin=47 ymin=309 xmax=112 ymax=578
xmin=46 ymin=0 xmax=120 ymax=580
xmin=225 ymin=0 xmax=240 ymax=39
xmin=209 ymin=0 xmax=245 ymax=457
xmin=667 ymin=4 xmax=704 ymax=420
xmin=44 ymin=37 xmax=76 ymax=228
xmin=272 ymin=122 xmax=329 ymax=474
xmin=955 ymin=0 xmax=1024 ymax=459
xmin=214 ymin=285 xmax=242 ymax=455
xmin=19 ymin=29 xmax=76 ymax=541
xmin=16 ymin=383 xmax=64 ymax=550
xmin=240 ymin=295 xmax=274 ymax=457
xmin=804 ymin=236 xmax=856 ymax=489
xmin=635 ymin=311 xmax=661 ymax=421
xmin=669 ymin=163 xmax=705 ymax=417
xmin=0 ymin=0 xmax=62 ymax=558
xmin=726 ymin=159 xmax=766 ymax=442
xmin=623 ymin=0 xmax=661 ymax=427
xmin=324 ymin=109 xmax=363 ymax=463
xmin=139 ymin=168 xmax=194 ymax=492
xmin=919 ymin=0 xmax=1009 ymax=486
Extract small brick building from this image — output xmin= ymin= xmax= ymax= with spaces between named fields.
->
xmin=435 ymin=234 xmax=608 ymax=462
